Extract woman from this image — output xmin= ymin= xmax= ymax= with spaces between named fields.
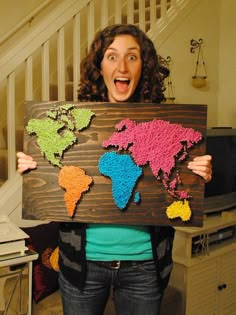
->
xmin=18 ymin=24 xmax=212 ymax=315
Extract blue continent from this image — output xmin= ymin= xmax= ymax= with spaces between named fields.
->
xmin=98 ymin=152 xmax=142 ymax=210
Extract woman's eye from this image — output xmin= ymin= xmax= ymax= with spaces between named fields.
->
xmin=128 ymin=55 xmax=137 ymax=61
xmin=107 ymin=55 xmax=117 ymax=61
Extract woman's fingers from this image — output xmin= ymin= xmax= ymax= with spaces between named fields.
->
xmin=16 ymin=152 xmax=37 ymax=174
xmin=187 ymin=155 xmax=212 ymax=182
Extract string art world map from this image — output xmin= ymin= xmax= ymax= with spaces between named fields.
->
xmin=23 ymin=102 xmax=207 ymax=227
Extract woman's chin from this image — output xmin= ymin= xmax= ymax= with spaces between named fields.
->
xmin=113 ymin=93 xmax=131 ymax=103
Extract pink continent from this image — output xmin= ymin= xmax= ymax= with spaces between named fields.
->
xmin=102 ymin=119 xmax=202 ymax=199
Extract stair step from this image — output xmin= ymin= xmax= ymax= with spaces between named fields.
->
xmin=134 ymin=0 xmax=160 ymax=10
xmin=122 ymin=7 xmax=161 ymax=25
xmin=122 ymin=0 xmax=171 ymax=26
xmin=133 ymin=0 xmax=171 ymax=10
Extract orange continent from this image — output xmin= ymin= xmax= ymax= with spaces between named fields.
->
xmin=58 ymin=165 xmax=93 ymax=217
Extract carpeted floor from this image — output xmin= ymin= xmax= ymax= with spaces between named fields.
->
xmin=33 ymin=290 xmax=63 ymax=315
xmin=33 ymin=290 xmax=115 ymax=315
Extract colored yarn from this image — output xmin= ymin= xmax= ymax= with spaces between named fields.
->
xmin=58 ymin=165 xmax=93 ymax=217
xmin=98 ymin=152 xmax=142 ymax=210
xmin=103 ymin=118 xmax=202 ymax=200
xmin=166 ymin=199 xmax=191 ymax=221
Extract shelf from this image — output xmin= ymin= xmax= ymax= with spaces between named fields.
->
xmin=174 ymin=209 xmax=236 ymax=236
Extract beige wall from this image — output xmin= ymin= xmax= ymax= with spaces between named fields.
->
xmin=0 ymin=0 xmax=50 ymax=41
xmin=218 ymin=0 xmax=236 ymax=127
xmin=156 ymin=0 xmax=236 ymax=128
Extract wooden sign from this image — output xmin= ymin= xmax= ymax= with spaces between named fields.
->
xmin=22 ymin=101 xmax=207 ymax=226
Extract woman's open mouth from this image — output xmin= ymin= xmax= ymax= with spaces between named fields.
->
xmin=114 ymin=77 xmax=130 ymax=93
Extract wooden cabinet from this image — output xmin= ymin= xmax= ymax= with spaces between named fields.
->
xmin=169 ymin=210 xmax=236 ymax=315
xmin=219 ymin=250 xmax=236 ymax=314
xmin=0 ymin=250 xmax=38 ymax=315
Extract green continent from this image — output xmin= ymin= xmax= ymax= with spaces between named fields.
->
xmin=71 ymin=108 xmax=95 ymax=130
xmin=27 ymin=118 xmax=76 ymax=167
xmin=27 ymin=105 xmax=95 ymax=168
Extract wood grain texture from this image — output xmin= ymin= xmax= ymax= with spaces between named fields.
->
xmin=22 ymin=101 xmax=207 ymax=226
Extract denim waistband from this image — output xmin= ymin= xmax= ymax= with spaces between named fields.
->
xmin=88 ymin=260 xmax=153 ymax=270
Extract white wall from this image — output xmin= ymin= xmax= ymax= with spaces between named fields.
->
xmin=155 ymin=0 xmax=235 ymax=128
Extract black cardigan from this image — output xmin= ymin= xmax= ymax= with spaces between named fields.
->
xmin=58 ymin=222 xmax=175 ymax=291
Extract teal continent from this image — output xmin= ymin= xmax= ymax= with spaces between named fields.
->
xmin=98 ymin=152 xmax=142 ymax=210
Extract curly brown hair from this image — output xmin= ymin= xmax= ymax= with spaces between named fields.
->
xmin=78 ymin=24 xmax=169 ymax=103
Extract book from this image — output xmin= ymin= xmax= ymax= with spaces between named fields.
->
xmin=0 ymin=215 xmax=29 ymax=257
xmin=0 ymin=215 xmax=29 ymax=243
xmin=0 ymin=239 xmax=27 ymax=256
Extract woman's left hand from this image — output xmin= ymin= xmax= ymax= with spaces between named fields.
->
xmin=187 ymin=155 xmax=212 ymax=183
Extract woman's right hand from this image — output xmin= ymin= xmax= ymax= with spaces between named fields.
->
xmin=16 ymin=152 xmax=37 ymax=175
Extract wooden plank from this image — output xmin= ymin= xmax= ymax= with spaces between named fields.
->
xmin=22 ymin=101 xmax=207 ymax=226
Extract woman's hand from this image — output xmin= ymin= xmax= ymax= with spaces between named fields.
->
xmin=187 ymin=155 xmax=212 ymax=183
xmin=16 ymin=152 xmax=37 ymax=175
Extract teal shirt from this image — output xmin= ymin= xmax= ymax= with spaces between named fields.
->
xmin=86 ymin=224 xmax=153 ymax=261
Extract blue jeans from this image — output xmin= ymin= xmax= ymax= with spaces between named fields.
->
xmin=59 ymin=260 xmax=163 ymax=315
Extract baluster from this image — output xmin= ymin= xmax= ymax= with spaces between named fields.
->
xmin=57 ymin=27 xmax=65 ymax=101
xmin=7 ymin=72 xmax=16 ymax=178
xmin=139 ymin=0 xmax=145 ymax=31
xmin=161 ymin=0 xmax=167 ymax=17
xmin=150 ymin=0 xmax=156 ymax=29
xmin=101 ymin=0 xmax=109 ymax=28
xmin=87 ymin=1 xmax=95 ymax=49
xmin=25 ymin=56 xmax=33 ymax=101
xmin=42 ymin=40 xmax=50 ymax=101
xmin=115 ymin=0 xmax=122 ymax=24
xmin=127 ymin=0 xmax=134 ymax=24
xmin=73 ymin=13 xmax=81 ymax=101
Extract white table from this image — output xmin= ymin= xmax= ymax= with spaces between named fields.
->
xmin=0 ymin=250 xmax=38 ymax=315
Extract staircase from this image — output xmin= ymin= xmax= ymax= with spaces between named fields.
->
xmin=0 ymin=0 xmax=200 ymax=223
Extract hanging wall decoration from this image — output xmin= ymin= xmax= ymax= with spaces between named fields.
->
xmin=160 ymin=56 xmax=176 ymax=103
xmin=190 ymin=38 xmax=207 ymax=88
xmin=164 ymin=56 xmax=176 ymax=103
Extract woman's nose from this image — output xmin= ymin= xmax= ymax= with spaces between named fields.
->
xmin=117 ymin=58 xmax=128 ymax=72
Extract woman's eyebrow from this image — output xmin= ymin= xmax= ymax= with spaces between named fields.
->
xmin=106 ymin=47 xmax=140 ymax=52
